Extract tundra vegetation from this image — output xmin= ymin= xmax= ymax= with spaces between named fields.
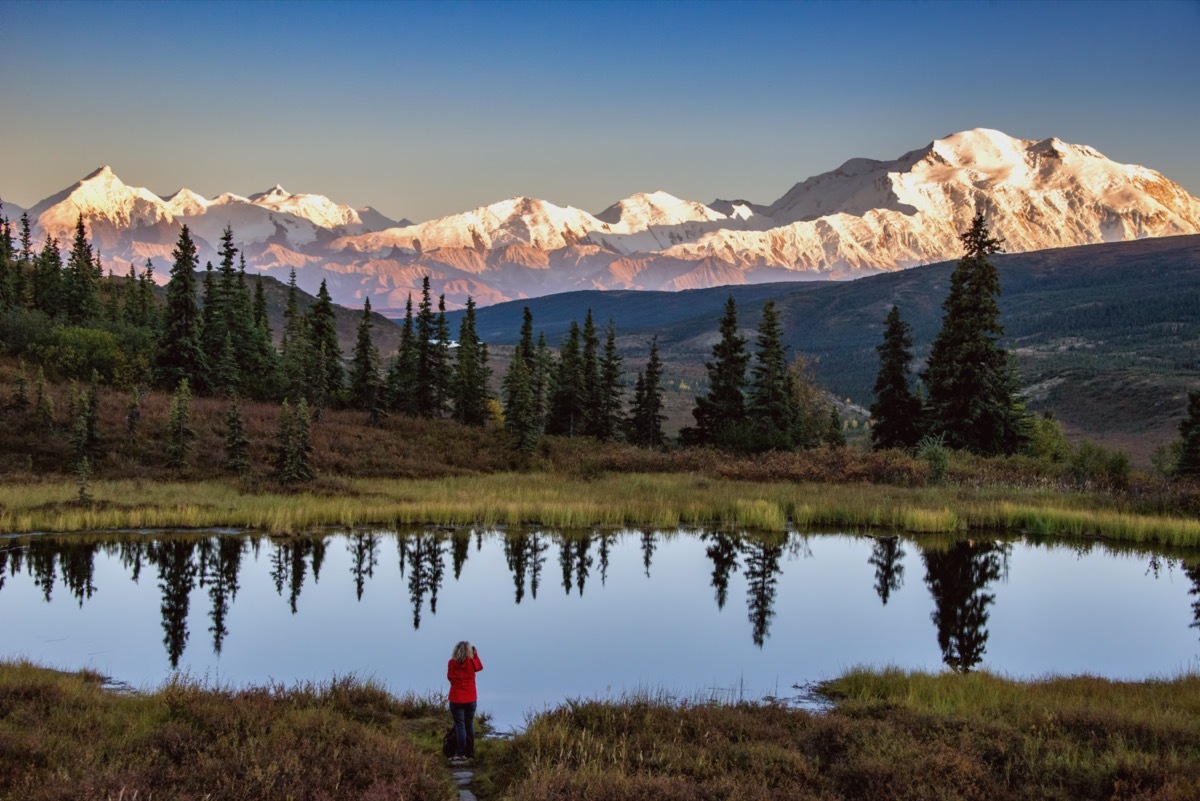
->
xmin=2 ymin=661 xmax=1197 ymax=801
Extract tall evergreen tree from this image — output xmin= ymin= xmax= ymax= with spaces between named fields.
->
xmin=252 ymin=274 xmax=270 ymax=334
xmin=433 ymin=294 xmax=453 ymax=415
xmin=503 ymin=348 xmax=540 ymax=452
xmin=69 ymin=372 xmax=103 ymax=467
xmin=1178 ymin=390 xmax=1200 ymax=478
xmin=62 ymin=214 xmax=101 ymax=324
xmin=593 ymin=319 xmax=624 ymax=440
xmin=580 ymin=310 xmax=602 ymax=436
xmin=223 ymin=396 xmax=251 ymax=475
xmin=155 ymin=226 xmax=207 ymax=392
xmin=923 ymin=212 xmax=1027 ymax=456
xmin=413 ymin=277 xmax=440 ymax=416
xmin=386 ymin=294 xmax=419 ymax=415
xmin=166 ymin=378 xmax=195 ymax=469
xmin=532 ymin=331 xmax=552 ymax=434
xmin=746 ymin=300 xmax=801 ymax=451
xmin=451 ymin=296 xmax=491 ymax=427
xmin=626 ymin=336 xmax=666 ymax=449
xmin=348 ymin=297 xmax=384 ymax=413
xmin=279 ymin=270 xmax=309 ymax=400
xmin=870 ymin=305 xmax=923 ymax=450
xmin=31 ymin=235 xmax=63 ymax=317
xmin=273 ymin=398 xmax=315 ymax=483
xmin=125 ymin=260 xmax=158 ymax=330
xmin=199 ymin=262 xmax=231 ymax=391
xmin=685 ymin=296 xmax=749 ymax=447
xmin=306 ymin=279 xmax=343 ymax=405
xmin=0 ymin=215 xmax=13 ymax=311
xmin=547 ymin=322 xmax=585 ymax=437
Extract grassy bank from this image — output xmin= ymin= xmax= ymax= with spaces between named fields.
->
xmin=490 ymin=669 xmax=1200 ymax=801
xmin=0 ymin=661 xmax=456 ymax=801
xmin=5 ymin=662 xmax=1197 ymax=801
xmin=3 ymin=472 xmax=1199 ymax=547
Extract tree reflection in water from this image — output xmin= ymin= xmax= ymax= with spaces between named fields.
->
xmin=742 ymin=534 xmax=785 ymax=648
xmin=921 ymin=540 xmax=1009 ymax=672
xmin=348 ymin=532 xmax=379 ymax=602
xmin=868 ymin=536 xmax=905 ymax=606
xmin=155 ymin=539 xmax=197 ymax=670
xmin=1186 ymin=561 xmax=1200 ymax=639
xmin=5 ymin=530 xmax=1197 ymax=672
xmin=702 ymin=531 xmax=742 ymax=611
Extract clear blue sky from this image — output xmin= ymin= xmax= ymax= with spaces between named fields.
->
xmin=2 ymin=0 xmax=1198 ymax=222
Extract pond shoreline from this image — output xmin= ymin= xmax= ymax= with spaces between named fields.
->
xmin=3 ymin=660 xmax=1197 ymax=800
xmin=3 ymin=472 xmax=1199 ymax=547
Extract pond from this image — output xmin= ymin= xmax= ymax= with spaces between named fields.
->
xmin=2 ymin=528 xmax=1199 ymax=730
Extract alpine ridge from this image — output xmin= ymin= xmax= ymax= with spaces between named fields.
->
xmin=6 ymin=128 xmax=1199 ymax=312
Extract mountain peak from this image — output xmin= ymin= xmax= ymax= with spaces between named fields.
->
xmin=250 ymin=184 xmax=291 ymax=202
xmin=82 ymin=165 xmax=117 ymax=181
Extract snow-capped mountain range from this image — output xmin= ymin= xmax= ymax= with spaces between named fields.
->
xmin=4 ymin=128 xmax=1199 ymax=312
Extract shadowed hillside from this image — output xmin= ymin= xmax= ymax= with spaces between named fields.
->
xmin=455 ymin=235 xmax=1200 ymax=462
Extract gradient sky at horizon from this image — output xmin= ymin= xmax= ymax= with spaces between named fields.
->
xmin=2 ymin=0 xmax=1198 ymax=223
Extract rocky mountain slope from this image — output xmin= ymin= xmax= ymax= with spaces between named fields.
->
xmin=6 ymin=129 xmax=1199 ymax=312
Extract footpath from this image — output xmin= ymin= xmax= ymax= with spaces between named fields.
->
xmin=451 ymin=766 xmax=476 ymax=801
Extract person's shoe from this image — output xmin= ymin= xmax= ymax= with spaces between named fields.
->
xmin=449 ymin=755 xmax=466 ymax=764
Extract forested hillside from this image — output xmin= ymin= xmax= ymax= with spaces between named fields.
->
xmin=458 ymin=235 xmax=1200 ymax=460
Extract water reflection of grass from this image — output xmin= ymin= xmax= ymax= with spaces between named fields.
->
xmin=6 ymin=660 xmax=1197 ymax=800
xmin=2 ymin=474 xmax=1198 ymax=547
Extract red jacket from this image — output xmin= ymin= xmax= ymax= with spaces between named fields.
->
xmin=447 ymin=652 xmax=483 ymax=703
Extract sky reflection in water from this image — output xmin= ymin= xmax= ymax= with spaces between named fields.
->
xmin=1 ymin=529 xmax=1198 ymax=730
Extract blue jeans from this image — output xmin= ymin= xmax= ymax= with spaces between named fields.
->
xmin=450 ymin=701 xmax=476 ymax=757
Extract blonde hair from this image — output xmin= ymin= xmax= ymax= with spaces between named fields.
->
xmin=452 ymin=641 xmax=472 ymax=663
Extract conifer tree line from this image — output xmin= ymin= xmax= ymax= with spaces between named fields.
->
xmin=868 ymin=212 xmax=1028 ymax=457
xmin=7 ymin=206 xmax=1199 ymax=473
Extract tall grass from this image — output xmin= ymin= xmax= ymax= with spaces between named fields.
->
xmin=3 ymin=473 xmax=1199 ymax=547
xmin=0 ymin=660 xmax=456 ymax=801
xmin=489 ymin=670 xmax=1200 ymax=801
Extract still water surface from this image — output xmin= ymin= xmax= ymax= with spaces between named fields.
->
xmin=2 ymin=529 xmax=1198 ymax=730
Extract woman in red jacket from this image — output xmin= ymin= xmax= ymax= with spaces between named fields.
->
xmin=447 ymin=640 xmax=483 ymax=762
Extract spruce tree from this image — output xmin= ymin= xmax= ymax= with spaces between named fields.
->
xmin=155 ymin=226 xmax=207 ymax=392
xmin=870 ymin=305 xmax=923 ymax=450
xmin=306 ymin=279 xmax=343 ymax=405
xmin=580 ymin=310 xmax=602 ymax=436
xmin=411 ymin=277 xmax=450 ymax=418
xmin=253 ymin=274 xmax=270 ymax=333
xmin=503 ymin=350 xmax=540 ymax=453
xmin=126 ymin=385 xmax=142 ymax=447
xmin=386 ymin=293 xmax=419 ymax=415
xmin=11 ymin=359 xmax=29 ymax=410
xmin=125 ymin=260 xmax=158 ymax=330
xmin=433 ymin=294 xmax=453 ymax=416
xmin=685 ymin=296 xmax=749 ymax=447
xmin=223 ymin=396 xmax=251 ymax=475
xmin=70 ymin=373 xmax=103 ymax=468
xmin=626 ymin=336 xmax=666 ymax=449
xmin=0 ymin=215 xmax=12 ymax=311
xmin=274 ymin=398 xmax=315 ymax=483
xmin=34 ymin=368 xmax=55 ymax=431
xmin=348 ymin=297 xmax=384 ymax=413
xmin=166 ymin=378 xmax=195 ymax=469
xmin=32 ymin=235 xmax=63 ymax=317
xmin=62 ymin=214 xmax=101 ymax=324
xmin=823 ymin=406 xmax=845 ymax=447
xmin=451 ymin=296 xmax=491 ymax=427
xmin=547 ymin=322 xmax=585 ymax=437
xmin=1178 ymin=390 xmax=1200 ymax=478
xmin=593 ymin=319 xmax=624 ymax=441
xmin=279 ymin=270 xmax=309 ymax=401
xmin=923 ymin=212 xmax=1027 ymax=455
xmin=746 ymin=300 xmax=801 ymax=451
